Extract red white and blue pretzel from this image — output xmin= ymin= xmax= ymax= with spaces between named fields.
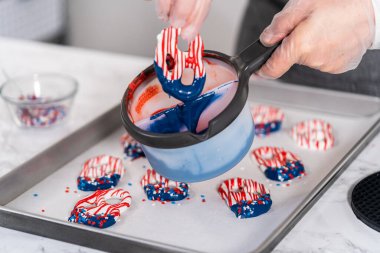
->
xmin=251 ymin=105 xmax=284 ymax=136
xmin=68 ymin=188 xmax=132 ymax=228
xmin=155 ymin=27 xmax=205 ymax=81
xmin=77 ymin=155 xmax=124 ymax=191
xmin=140 ymin=169 xmax=189 ymax=201
xmin=251 ymin=146 xmax=306 ymax=182
xmin=154 ymin=27 xmax=206 ymax=102
xmin=120 ymin=133 xmax=145 ymax=160
xmin=218 ymin=177 xmax=270 ymax=207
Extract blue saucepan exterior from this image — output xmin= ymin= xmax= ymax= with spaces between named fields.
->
xmin=140 ymin=105 xmax=254 ymax=182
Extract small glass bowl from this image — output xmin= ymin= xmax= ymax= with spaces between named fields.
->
xmin=0 ymin=73 xmax=78 ymax=128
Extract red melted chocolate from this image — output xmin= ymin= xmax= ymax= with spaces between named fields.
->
xmin=135 ymin=84 xmax=162 ymax=115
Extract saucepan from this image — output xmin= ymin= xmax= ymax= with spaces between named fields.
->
xmin=121 ymin=37 xmax=278 ymax=182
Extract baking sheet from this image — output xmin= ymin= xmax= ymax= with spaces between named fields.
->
xmin=1 ymin=80 xmax=380 ymax=253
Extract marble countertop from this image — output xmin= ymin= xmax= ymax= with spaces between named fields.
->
xmin=0 ymin=38 xmax=380 ymax=253
xmin=0 ymin=37 xmax=150 ymax=178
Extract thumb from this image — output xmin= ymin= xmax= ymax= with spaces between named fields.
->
xmin=257 ymin=33 xmax=301 ymax=79
xmin=260 ymin=0 xmax=311 ymax=46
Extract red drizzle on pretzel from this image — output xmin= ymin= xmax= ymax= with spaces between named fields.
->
xmin=252 ymin=105 xmax=284 ymax=125
xmin=252 ymin=146 xmax=300 ymax=168
xmin=140 ymin=169 xmax=183 ymax=189
xmin=68 ymin=188 xmax=132 ymax=228
xmin=80 ymin=155 xmax=123 ymax=180
xmin=218 ymin=178 xmax=270 ymax=207
xmin=291 ymin=119 xmax=334 ymax=151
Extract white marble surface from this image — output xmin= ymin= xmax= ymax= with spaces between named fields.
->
xmin=0 ymin=38 xmax=380 ymax=253
xmin=274 ymin=133 xmax=380 ymax=253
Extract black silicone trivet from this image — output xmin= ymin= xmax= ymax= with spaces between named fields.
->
xmin=351 ymin=172 xmax=380 ymax=232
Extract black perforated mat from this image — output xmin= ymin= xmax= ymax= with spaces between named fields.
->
xmin=351 ymin=172 xmax=380 ymax=232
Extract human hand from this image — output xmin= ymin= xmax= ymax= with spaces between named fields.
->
xmin=257 ymin=0 xmax=375 ymax=79
xmin=155 ymin=0 xmax=212 ymax=41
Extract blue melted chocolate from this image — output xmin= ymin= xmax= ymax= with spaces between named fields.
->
xmin=154 ymin=62 xmax=206 ymax=102
xmin=68 ymin=208 xmax=116 ymax=229
xmin=143 ymin=182 xmax=189 ymax=201
xmin=153 ymin=62 xmax=214 ymax=133
xmin=148 ymin=90 xmax=221 ymax=133
xmin=264 ymin=161 xmax=305 ymax=182
xmin=229 ymin=194 xmax=272 ymax=219
xmin=255 ymin=121 xmax=282 ymax=136
xmin=77 ymin=174 xmax=121 ymax=191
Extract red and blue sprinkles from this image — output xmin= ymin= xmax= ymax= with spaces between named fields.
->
xmin=120 ymin=133 xmax=145 ymax=161
xmin=252 ymin=146 xmax=305 ymax=182
xmin=218 ymin=178 xmax=272 ymax=219
xmin=251 ymin=105 xmax=284 ymax=137
xmin=17 ymin=94 xmax=67 ymax=127
xmin=140 ymin=169 xmax=189 ymax=202
xmin=77 ymin=155 xmax=124 ymax=191
xmin=68 ymin=188 xmax=132 ymax=229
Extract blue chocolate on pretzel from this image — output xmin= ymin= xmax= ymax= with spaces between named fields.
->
xmin=141 ymin=169 xmax=189 ymax=201
xmin=264 ymin=160 xmax=305 ymax=182
xmin=229 ymin=194 xmax=272 ymax=219
xmin=77 ymin=155 xmax=124 ymax=191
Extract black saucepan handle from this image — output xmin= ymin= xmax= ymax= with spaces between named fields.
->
xmin=232 ymin=39 xmax=279 ymax=78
